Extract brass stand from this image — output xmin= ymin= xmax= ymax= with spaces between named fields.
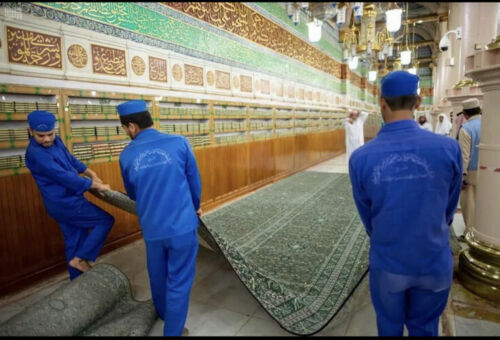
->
xmin=458 ymin=231 xmax=500 ymax=301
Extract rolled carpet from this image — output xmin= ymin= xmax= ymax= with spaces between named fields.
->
xmin=0 ymin=264 xmax=157 ymax=336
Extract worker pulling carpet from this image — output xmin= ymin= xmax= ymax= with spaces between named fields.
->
xmin=86 ymin=171 xmax=369 ymax=335
xmin=0 ymin=264 xmax=156 ymax=336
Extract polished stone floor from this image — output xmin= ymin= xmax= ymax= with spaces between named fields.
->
xmin=1 ymin=153 xmax=499 ymax=336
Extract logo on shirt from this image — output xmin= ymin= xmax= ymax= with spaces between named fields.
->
xmin=371 ymin=153 xmax=435 ymax=185
xmin=133 ymin=149 xmax=172 ymax=172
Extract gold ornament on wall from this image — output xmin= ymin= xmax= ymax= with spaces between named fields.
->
xmin=185 ymin=64 xmax=204 ymax=86
xmin=91 ymin=44 xmax=127 ymax=76
xmin=172 ymin=64 xmax=183 ymax=82
xmin=233 ymin=76 xmax=240 ymax=89
xmin=131 ymin=56 xmax=146 ymax=76
xmin=67 ymin=44 xmax=88 ymax=68
xmin=240 ymin=75 xmax=252 ymax=92
xmin=206 ymin=71 xmax=215 ymax=86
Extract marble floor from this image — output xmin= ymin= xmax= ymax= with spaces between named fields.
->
xmin=1 ymin=153 xmax=499 ymax=336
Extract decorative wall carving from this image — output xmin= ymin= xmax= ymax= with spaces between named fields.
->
xmin=306 ymin=90 xmax=312 ymax=101
xmin=91 ymin=44 xmax=127 ymax=76
xmin=172 ymin=64 xmax=183 ymax=81
xmin=67 ymin=44 xmax=88 ymax=68
xmin=6 ymin=26 xmax=62 ymax=69
xmin=215 ymin=70 xmax=230 ymax=90
xmin=149 ymin=56 xmax=167 ymax=82
xmin=349 ymin=72 xmax=362 ymax=89
xmin=420 ymin=87 xmax=433 ymax=97
xmin=131 ymin=56 xmax=146 ymax=76
xmin=185 ymin=64 xmax=204 ymax=86
xmin=240 ymin=75 xmax=252 ymax=92
xmin=277 ymin=83 xmax=284 ymax=97
xmin=288 ymin=86 xmax=295 ymax=98
xmin=163 ymin=2 xmax=342 ymax=79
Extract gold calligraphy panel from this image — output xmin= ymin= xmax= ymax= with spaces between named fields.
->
xmin=360 ymin=77 xmax=367 ymax=89
xmin=306 ymin=90 xmax=312 ymax=101
xmin=350 ymin=72 xmax=362 ymax=88
xmin=185 ymin=64 xmax=204 ymax=86
xmin=420 ymin=87 xmax=433 ymax=97
xmin=240 ymin=75 xmax=252 ymax=92
xmin=91 ymin=44 xmax=127 ymax=76
xmin=314 ymin=91 xmax=320 ymax=102
xmin=163 ymin=2 xmax=342 ymax=79
xmin=288 ymin=86 xmax=295 ymax=98
xmin=260 ymin=79 xmax=270 ymax=95
xmin=215 ymin=70 xmax=230 ymax=90
xmin=6 ymin=26 xmax=62 ymax=69
xmin=149 ymin=56 xmax=167 ymax=82
xmin=131 ymin=56 xmax=146 ymax=76
xmin=67 ymin=44 xmax=88 ymax=68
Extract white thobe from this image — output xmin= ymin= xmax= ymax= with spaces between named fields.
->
xmin=419 ymin=122 xmax=433 ymax=132
xmin=344 ymin=111 xmax=368 ymax=161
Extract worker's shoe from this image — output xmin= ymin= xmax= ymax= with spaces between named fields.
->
xmin=182 ymin=327 xmax=189 ymax=336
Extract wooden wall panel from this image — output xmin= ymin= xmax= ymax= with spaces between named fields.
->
xmin=249 ymin=140 xmax=276 ymax=184
xmin=273 ymin=136 xmax=295 ymax=175
xmin=0 ymin=130 xmax=345 ymax=296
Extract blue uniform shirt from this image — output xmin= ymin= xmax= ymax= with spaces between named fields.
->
xmin=119 ymin=129 xmax=201 ymax=241
xmin=349 ymin=120 xmax=462 ymax=276
xmin=25 ymin=135 xmax=92 ymax=220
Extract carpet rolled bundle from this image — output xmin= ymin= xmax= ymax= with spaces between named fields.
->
xmin=0 ymin=264 xmax=156 ymax=336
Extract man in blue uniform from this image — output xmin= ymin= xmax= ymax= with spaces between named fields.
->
xmin=348 ymin=71 xmax=462 ymax=336
xmin=25 ymin=110 xmax=114 ymax=279
xmin=116 ymin=100 xmax=202 ymax=336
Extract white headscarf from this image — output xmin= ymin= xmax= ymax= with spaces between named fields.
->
xmin=435 ymin=113 xmax=452 ymax=135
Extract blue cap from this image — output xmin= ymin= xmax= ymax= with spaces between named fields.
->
xmin=117 ymin=100 xmax=147 ymax=116
xmin=28 ymin=110 xmax=56 ymax=131
xmin=381 ymin=71 xmax=419 ymax=97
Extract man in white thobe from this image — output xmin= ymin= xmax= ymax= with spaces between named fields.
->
xmin=434 ymin=113 xmax=452 ymax=136
xmin=344 ymin=110 xmax=369 ymax=161
xmin=417 ymin=113 xmax=433 ymax=132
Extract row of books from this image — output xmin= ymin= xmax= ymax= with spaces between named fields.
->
xmin=0 ymin=102 xmax=57 ymax=115
xmin=185 ymin=135 xmax=211 ymax=147
xmin=159 ymin=107 xmax=210 ymax=116
xmin=0 ymin=154 xmax=26 ymax=170
xmin=250 ymin=121 xmax=273 ymax=129
xmin=214 ymin=109 xmax=246 ymax=117
xmin=0 ymin=128 xmax=31 ymax=141
xmin=159 ymin=123 xmax=210 ymax=134
xmin=69 ymin=104 xmax=120 ymax=115
xmin=71 ymin=126 xmax=126 ymax=137
xmin=215 ymin=134 xmax=247 ymax=145
xmin=73 ymin=141 xmax=130 ymax=161
xmin=214 ymin=121 xmax=247 ymax=132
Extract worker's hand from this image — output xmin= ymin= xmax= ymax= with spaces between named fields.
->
xmin=92 ymin=181 xmax=111 ymax=196
xmin=196 ymin=208 xmax=203 ymax=217
xmin=92 ymin=175 xmax=103 ymax=184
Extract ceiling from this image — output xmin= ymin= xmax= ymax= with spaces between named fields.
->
xmin=313 ymin=2 xmax=449 ymax=75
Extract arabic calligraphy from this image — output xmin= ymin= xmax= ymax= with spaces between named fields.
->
xmin=6 ymin=26 xmax=62 ymax=69
xmin=306 ymin=90 xmax=312 ymax=101
xmin=131 ymin=56 xmax=146 ymax=76
xmin=149 ymin=56 xmax=167 ymax=82
xmin=163 ymin=2 xmax=342 ymax=79
xmin=173 ymin=64 xmax=183 ymax=82
xmin=67 ymin=44 xmax=88 ymax=68
xmin=215 ymin=70 xmax=230 ymax=90
xmin=240 ymin=75 xmax=252 ymax=92
xmin=185 ymin=64 xmax=204 ymax=86
xmin=288 ymin=86 xmax=295 ymax=99
xmin=420 ymin=87 xmax=433 ymax=97
xmin=276 ymin=83 xmax=284 ymax=97
xmin=91 ymin=44 xmax=126 ymax=76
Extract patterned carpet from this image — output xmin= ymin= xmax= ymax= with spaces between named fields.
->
xmin=0 ymin=264 xmax=156 ymax=336
xmin=201 ymin=172 xmax=369 ymax=335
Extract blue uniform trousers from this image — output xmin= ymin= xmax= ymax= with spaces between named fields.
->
xmin=145 ymin=229 xmax=198 ymax=336
xmin=369 ymin=268 xmax=451 ymax=336
xmin=58 ymin=201 xmax=114 ymax=280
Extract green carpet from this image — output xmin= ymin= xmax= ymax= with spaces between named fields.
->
xmin=87 ymin=171 xmax=370 ymax=335
xmin=201 ymin=172 xmax=369 ymax=335
xmin=0 ymin=264 xmax=157 ymax=336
